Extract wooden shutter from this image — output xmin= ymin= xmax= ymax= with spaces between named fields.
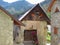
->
xmin=54 ymin=27 xmax=58 ymax=34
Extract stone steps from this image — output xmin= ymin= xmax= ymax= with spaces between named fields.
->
xmin=24 ymin=41 xmax=34 ymax=45
xmin=14 ymin=41 xmax=34 ymax=45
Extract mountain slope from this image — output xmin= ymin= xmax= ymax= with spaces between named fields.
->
xmin=0 ymin=0 xmax=51 ymax=15
xmin=0 ymin=0 xmax=51 ymax=19
xmin=4 ymin=0 xmax=33 ymax=15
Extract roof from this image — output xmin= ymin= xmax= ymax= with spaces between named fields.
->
xmin=0 ymin=6 xmax=20 ymax=25
xmin=18 ymin=4 xmax=38 ymax=21
xmin=19 ymin=3 xmax=50 ymax=23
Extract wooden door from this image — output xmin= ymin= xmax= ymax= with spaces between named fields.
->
xmin=24 ymin=30 xmax=37 ymax=41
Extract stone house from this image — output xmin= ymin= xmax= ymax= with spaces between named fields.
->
xmin=0 ymin=3 xmax=51 ymax=45
xmin=16 ymin=3 xmax=51 ymax=45
xmin=47 ymin=0 xmax=60 ymax=45
xmin=0 ymin=6 xmax=20 ymax=45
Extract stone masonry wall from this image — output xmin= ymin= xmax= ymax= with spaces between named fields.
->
xmin=51 ymin=1 xmax=60 ymax=45
xmin=51 ymin=12 xmax=60 ymax=45
xmin=19 ymin=21 xmax=47 ymax=45
xmin=0 ymin=10 xmax=13 ymax=45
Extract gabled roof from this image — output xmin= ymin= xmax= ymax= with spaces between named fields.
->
xmin=19 ymin=3 xmax=50 ymax=23
xmin=0 ymin=6 xmax=20 ymax=25
xmin=18 ymin=4 xmax=38 ymax=21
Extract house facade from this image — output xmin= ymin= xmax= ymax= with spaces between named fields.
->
xmin=51 ymin=0 xmax=60 ymax=45
xmin=17 ymin=4 xmax=50 ymax=45
xmin=47 ymin=0 xmax=60 ymax=45
xmin=0 ymin=6 xmax=20 ymax=45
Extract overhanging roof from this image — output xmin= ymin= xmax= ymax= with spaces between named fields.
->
xmin=18 ymin=3 xmax=50 ymax=24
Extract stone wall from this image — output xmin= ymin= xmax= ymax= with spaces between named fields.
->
xmin=0 ymin=10 xmax=13 ymax=45
xmin=51 ymin=12 xmax=60 ymax=45
xmin=51 ymin=0 xmax=60 ymax=45
xmin=18 ymin=21 xmax=47 ymax=45
xmin=13 ymin=24 xmax=20 ymax=42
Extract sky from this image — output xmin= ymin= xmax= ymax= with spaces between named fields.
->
xmin=3 ymin=0 xmax=45 ymax=4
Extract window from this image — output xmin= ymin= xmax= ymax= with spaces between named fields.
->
xmin=34 ymin=11 xmax=40 ymax=15
xmin=54 ymin=27 xmax=58 ymax=34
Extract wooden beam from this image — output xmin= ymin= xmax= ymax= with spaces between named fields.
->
xmin=47 ymin=0 xmax=57 ymax=12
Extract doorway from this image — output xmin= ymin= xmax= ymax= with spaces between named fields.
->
xmin=24 ymin=30 xmax=38 ymax=45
